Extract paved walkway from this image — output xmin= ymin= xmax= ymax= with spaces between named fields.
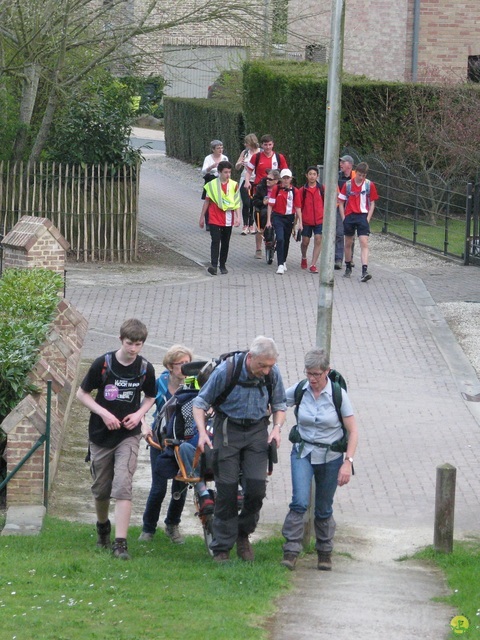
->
xmin=65 ymin=131 xmax=480 ymax=639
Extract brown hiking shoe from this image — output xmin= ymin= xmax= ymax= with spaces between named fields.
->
xmin=213 ymin=551 xmax=230 ymax=563
xmin=317 ymin=551 xmax=332 ymax=571
xmin=281 ymin=553 xmax=298 ymax=571
xmin=96 ymin=519 xmax=111 ymax=548
xmin=112 ymin=538 xmax=130 ymax=560
xmin=237 ymin=535 xmax=254 ymax=561
xmin=165 ymin=524 xmax=185 ymax=544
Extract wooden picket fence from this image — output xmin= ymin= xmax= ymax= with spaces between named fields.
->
xmin=0 ymin=161 xmax=140 ymax=262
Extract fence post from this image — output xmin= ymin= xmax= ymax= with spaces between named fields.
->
xmin=464 ymin=182 xmax=473 ymax=265
xmin=413 ymin=176 xmax=419 ymax=244
xmin=433 ymin=463 xmax=456 ymax=553
xmin=444 ymin=185 xmax=451 ymax=255
xmin=383 ymin=168 xmax=391 ymax=233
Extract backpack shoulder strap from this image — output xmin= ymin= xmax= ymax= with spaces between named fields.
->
xmin=331 ymin=381 xmax=344 ymax=425
xmin=212 ymin=352 xmax=246 ymax=408
xmin=293 ymin=379 xmax=307 ymax=417
xmin=346 ymin=179 xmax=352 ymax=198
xmin=101 ymin=352 xmax=113 ymax=385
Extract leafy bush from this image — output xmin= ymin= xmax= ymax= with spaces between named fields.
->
xmin=119 ymin=74 xmax=166 ymax=118
xmin=0 ymin=268 xmax=63 ymax=424
xmin=164 ymin=98 xmax=245 ymax=166
xmin=45 ymin=71 xmax=143 ymax=167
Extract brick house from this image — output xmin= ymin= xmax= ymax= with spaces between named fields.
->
xmin=285 ymin=0 xmax=480 ymax=83
xmin=129 ymin=0 xmax=267 ymax=98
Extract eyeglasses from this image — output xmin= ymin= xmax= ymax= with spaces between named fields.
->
xmin=304 ymin=370 xmax=326 ymax=379
xmin=266 ymin=177 xmax=276 ymax=181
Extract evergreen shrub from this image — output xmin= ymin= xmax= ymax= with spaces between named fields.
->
xmin=0 ymin=268 xmax=63 ymax=423
xmin=164 ymin=98 xmax=245 ymax=167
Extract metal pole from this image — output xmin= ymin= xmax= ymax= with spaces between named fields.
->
xmin=44 ymin=380 xmax=52 ymax=509
xmin=305 ymin=0 xmax=346 ymax=551
xmin=316 ymin=0 xmax=346 ymax=354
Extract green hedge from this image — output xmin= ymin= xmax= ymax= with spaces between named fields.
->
xmin=0 ymin=268 xmax=63 ymax=423
xmin=164 ymin=98 xmax=245 ymax=167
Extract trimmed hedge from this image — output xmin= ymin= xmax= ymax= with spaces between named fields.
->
xmin=0 ymin=268 xmax=63 ymax=423
xmin=164 ymin=98 xmax=245 ymax=167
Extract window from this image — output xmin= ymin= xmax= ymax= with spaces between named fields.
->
xmin=468 ymin=56 xmax=480 ymax=83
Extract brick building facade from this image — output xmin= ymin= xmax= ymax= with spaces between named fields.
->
xmin=286 ymin=0 xmax=480 ymax=83
xmin=128 ymin=0 xmax=267 ymax=97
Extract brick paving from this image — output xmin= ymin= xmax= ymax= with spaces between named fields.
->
xmin=67 ymin=149 xmax=480 ymax=536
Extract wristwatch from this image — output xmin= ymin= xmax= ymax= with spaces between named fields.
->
xmin=344 ymin=456 xmax=354 ymax=464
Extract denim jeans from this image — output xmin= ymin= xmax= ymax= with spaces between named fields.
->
xmin=272 ymin=213 xmax=295 ymax=266
xmin=141 ymin=446 xmax=187 ymax=534
xmin=282 ymin=449 xmax=342 ymax=554
xmin=289 ymin=449 xmax=343 ymax=519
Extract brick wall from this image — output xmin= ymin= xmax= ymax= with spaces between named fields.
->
xmin=417 ymin=0 xmax=480 ymax=82
xmin=286 ymin=0 xmax=479 ymax=83
xmin=2 ymin=302 xmax=88 ymax=506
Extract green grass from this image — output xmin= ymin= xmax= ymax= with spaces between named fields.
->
xmin=371 ymin=215 xmax=466 ymax=257
xmin=414 ymin=539 xmax=480 ymax=639
xmin=0 ymin=517 xmax=292 ymax=640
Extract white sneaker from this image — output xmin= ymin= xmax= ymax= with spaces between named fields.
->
xmin=283 ymin=264 xmax=287 ymax=272
xmin=276 ymin=264 xmax=285 ymax=275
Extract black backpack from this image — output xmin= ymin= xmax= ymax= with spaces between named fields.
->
xmin=293 ymin=369 xmax=348 ymax=453
xmin=201 ymin=350 xmax=274 ymax=410
xmin=100 ymin=351 xmax=148 ymax=387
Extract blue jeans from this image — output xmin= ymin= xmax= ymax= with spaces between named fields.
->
xmin=289 ymin=450 xmax=342 ymax=519
xmin=141 ymin=446 xmax=187 ymax=534
xmin=272 ymin=213 xmax=295 ymax=266
xmin=282 ymin=449 xmax=342 ymax=554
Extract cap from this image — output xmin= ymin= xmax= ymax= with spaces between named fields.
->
xmin=280 ymin=168 xmax=292 ymax=178
xmin=340 ymin=155 xmax=354 ymax=164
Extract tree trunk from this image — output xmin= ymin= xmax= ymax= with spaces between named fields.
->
xmin=29 ymin=91 xmax=59 ymax=163
xmin=13 ymin=62 xmax=41 ymax=161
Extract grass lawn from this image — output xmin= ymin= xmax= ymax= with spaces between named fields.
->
xmin=371 ymin=215 xmax=466 ymax=258
xmin=0 ymin=517 xmax=292 ymax=640
xmin=414 ymin=539 xmax=480 ymax=639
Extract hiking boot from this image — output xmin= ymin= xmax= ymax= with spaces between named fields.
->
xmin=237 ymin=534 xmax=255 ymax=561
xmin=360 ymin=271 xmax=372 ymax=282
xmin=198 ymin=494 xmax=215 ymax=516
xmin=96 ymin=519 xmax=111 ymax=549
xmin=317 ymin=551 xmax=332 ymax=571
xmin=301 ymin=258 xmax=307 ymax=269
xmin=219 ymin=266 xmax=228 ymax=275
xmin=112 ymin=538 xmax=130 ymax=560
xmin=213 ymin=551 xmax=230 ymax=563
xmin=334 ymin=261 xmax=342 ymax=270
xmin=165 ymin=524 xmax=185 ymax=544
xmin=138 ymin=531 xmax=154 ymax=542
xmin=343 ymin=266 xmax=352 ymax=278
xmin=207 ymin=266 xmax=217 ymax=276
xmin=309 ymin=265 xmax=319 ymax=273
xmin=281 ymin=553 xmax=298 ymax=571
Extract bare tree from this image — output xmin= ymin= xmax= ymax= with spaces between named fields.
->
xmin=0 ymin=0 xmax=263 ymax=162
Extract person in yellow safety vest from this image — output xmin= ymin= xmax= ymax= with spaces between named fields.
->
xmin=199 ymin=161 xmax=241 ymax=276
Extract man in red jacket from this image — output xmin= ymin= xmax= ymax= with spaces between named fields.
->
xmin=244 ymin=134 xmax=288 ymax=191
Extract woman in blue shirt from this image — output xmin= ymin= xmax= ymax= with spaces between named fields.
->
xmin=139 ymin=345 xmax=193 ymax=544
xmin=281 ymin=348 xmax=358 ymax=571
